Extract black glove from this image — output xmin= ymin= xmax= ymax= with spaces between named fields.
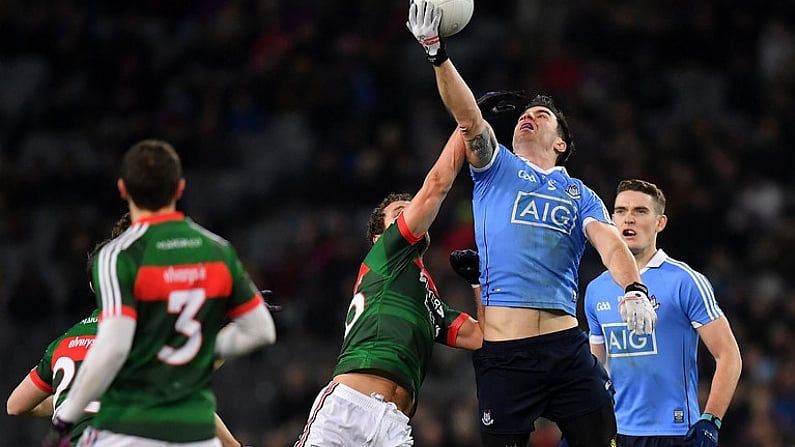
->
xmin=42 ymin=418 xmax=73 ymax=447
xmin=260 ymin=289 xmax=283 ymax=313
xmin=450 ymin=249 xmax=480 ymax=286
xmin=476 ymin=90 xmax=530 ymax=120
xmin=684 ymin=414 xmax=721 ymax=447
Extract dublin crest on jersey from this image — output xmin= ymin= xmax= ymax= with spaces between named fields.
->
xmin=565 ymin=183 xmax=581 ymax=199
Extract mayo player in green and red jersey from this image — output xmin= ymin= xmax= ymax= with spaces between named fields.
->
xmin=9 ymin=213 xmax=250 ymax=446
xmin=7 ymin=214 xmax=131 ymax=445
xmin=295 ymin=130 xmax=484 ymax=446
xmin=43 ymin=140 xmax=276 ymax=447
xmin=8 ymin=310 xmax=100 ymax=445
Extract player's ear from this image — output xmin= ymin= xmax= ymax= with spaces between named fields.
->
xmin=117 ymin=178 xmax=128 ymax=200
xmin=656 ymin=214 xmax=668 ymax=233
xmin=553 ymin=137 xmax=567 ymax=155
xmin=175 ymin=178 xmax=186 ymax=201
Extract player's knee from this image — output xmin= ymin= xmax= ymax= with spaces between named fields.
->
xmin=558 ymin=402 xmax=616 ymax=447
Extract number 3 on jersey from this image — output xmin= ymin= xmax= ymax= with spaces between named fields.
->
xmin=158 ymin=288 xmax=205 ymax=365
xmin=344 ymin=293 xmax=365 ymax=338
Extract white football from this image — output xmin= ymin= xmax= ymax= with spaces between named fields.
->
xmin=425 ymin=0 xmax=474 ymax=38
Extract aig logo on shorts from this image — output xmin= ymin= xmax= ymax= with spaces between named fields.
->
xmin=511 ymin=191 xmax=576 ymax=234
xmin=602 ymin=323 xmax=657 ymax=357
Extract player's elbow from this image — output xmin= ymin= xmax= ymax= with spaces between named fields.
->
xmin=255 ymin=321 xmax=277 ymax=346
xmin=423 ymin=171 xmax=454 ymax=198
xmin=7 ymin=397 xmax=31 ymax=416
xmin=456 ymin=107 xmax=485 ymax=135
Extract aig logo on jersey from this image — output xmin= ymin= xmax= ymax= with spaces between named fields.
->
xmin=511 ymin=191 xmax=576 ymax=234
xmin=602 ymin=323 xmax=657 ymax=357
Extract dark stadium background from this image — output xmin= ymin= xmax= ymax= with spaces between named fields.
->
xmin=1 ymin=1 xmax=793 ymax=445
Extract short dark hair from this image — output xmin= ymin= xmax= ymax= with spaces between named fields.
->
xmin=86 ymin=212 xmax=132 ymax=281
xmin=526 ymin=95 xmax=575 ymax=165
xmin=120 ymin=139 xmax=183 ymax=211
xmin=616 ymin=179 xmax=667 ymax=214
xmin=366 ymin=193 xmax=413 ymax=246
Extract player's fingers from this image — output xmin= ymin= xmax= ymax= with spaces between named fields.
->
xmin=432 ymin=5 xmax=442 ymax=28
xmin=408 ymin=2 xmax=418 ymax=26
xmin=423 ymin=0 xmax=434 ymax=26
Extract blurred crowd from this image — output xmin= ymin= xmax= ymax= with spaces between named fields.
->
xmin=1 ymin=1 xmax=794 ymax=445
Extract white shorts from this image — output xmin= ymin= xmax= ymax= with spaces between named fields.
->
xmin=78 ymin=427 xmax=222 ymax=447
xmin=294 ymin=381 xmax=414 ymax=446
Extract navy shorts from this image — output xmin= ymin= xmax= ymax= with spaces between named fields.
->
xmin=616 ymin=435 xmax=687 ymax=447
xmin=473 ymin=327 xmax=614 ymax=435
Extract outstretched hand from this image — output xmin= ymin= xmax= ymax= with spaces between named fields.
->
xmin=406 ymin=1 xmax=448 ymax=66
xmin=450 ymin=249 xmax=481 ymax=286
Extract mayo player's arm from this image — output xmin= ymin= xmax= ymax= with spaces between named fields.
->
xmin=454 ymin=316 xmax=483 ymax=351
xmin=215 ymin=303 xmax=276 ymax=359
xmin=433 ymin=60 xmax=497 ymax=168
xmin=697 ymin=316 xmax=742 ymax=419
xmin=400 ymin=130 xmax=467 ymax=237
xmin=585 ymin=221 xmax=642 ymax=288
xmin=7 ymin=376 xmax=53 ymax=417
xmin=54 ymin=316 xmax=135 ymax=422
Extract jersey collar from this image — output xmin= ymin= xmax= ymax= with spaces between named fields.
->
xmin=516 ymin=154 xmax=568 ymax=176
xmin=639 ymin=249 xmax=668 ymax=274
xmin=134 ymin=211 xmax=185 ymax=225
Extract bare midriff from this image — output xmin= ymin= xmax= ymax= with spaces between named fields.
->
xmin=483 ymin=307 xmax=578 ymax=341
xmin=333 ymin=372 xmax=414 ymax=416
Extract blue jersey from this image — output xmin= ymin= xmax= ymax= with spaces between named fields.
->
xmin=584 ymin=250 xmax=723 ymax=436
xmin=471 ymin=144 xmax=612 ymax=315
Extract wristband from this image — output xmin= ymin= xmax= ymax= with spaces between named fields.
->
xmin=427 ymin=47 xmax=448 ymax=66
xmin=624 ymin=281 xmax=648 ymax=296
xmin=699 ymin=413 xmax=722 ymax=429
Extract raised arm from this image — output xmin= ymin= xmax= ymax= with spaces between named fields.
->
xmin=400 ymin=129 xmax=467 ymax=237
xmin=407 ymin=0 xmax=496 ymax=168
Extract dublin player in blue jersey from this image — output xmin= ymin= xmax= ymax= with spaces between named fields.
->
xmin=585 ymin=180 xmax=741 ymax=447
xmin=408 ymin=3 xmax=657 ymax=446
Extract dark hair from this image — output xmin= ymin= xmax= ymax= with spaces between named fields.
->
xmin=120 ymin=139 xmax=183 ymax=211
xmin=526 ymin=95 xmax=575 ymax=165
xmin=86 ymin=212 xmax=132 ymax=281
xmin=616 ymin=179 xmax=667 ymax=214
xmin=366 ymin=192 xmax=413 ymax=245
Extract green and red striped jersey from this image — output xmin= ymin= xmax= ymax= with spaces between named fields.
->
xmin=90 ymin=212 xmax=261 ymax=442
xmin=30 ymin=310 xmax=100 ymax=446
xmin=333 ymin=214 xmax=470 ymax=414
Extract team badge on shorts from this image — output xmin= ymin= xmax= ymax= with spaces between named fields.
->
xmin=481 ymin=409 xmax=494 ymax=426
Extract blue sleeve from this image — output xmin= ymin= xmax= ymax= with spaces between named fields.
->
xmin=584 ymin=281 xmax=604 ymax=338
xmin=579 ymin=183 xmax=613 ymax=224
xmin=680 ymin=271 xmax=723 ymax=327
xmin=469 ymin=144 xmax=507 ymax=185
